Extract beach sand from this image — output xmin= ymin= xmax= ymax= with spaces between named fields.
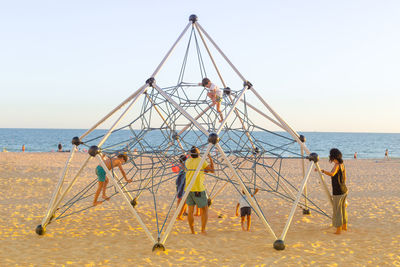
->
xmin=0 ymin=152 xmax=399 ymax=266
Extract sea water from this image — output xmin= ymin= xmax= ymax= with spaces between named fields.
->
xmin=0 ymin=128 xmax=399 ymax=159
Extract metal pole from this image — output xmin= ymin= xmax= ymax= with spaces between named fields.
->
xmin=153 ymin=84 xmax=208 ymax=136
xmin=194 ymin=23 xmax=227 ymax=88
xmin=240 ymin=99 xmax=284 ymax=130
xmin=301 ymin=147 xmax=309 ymax=211
xmin=194 ymin=23 xmax=256 ymax=149
xmin=80 ymin=84 xmax=147 ymax=140
xmin=144 ymin=93 xmax=185 ymax=151
xmin=96 ymin=154 xmax=156 ymax=244
xmin=215 ymin=143 xmax=277 ymax=239
xmin=178 ymin=105 xmax=212 ymax=135
xmin=43 ymin=155 xmax=92 ymax=227
xmin=250 ymin=87 xmax=311 ymax=155
xmin=314 ymin=162 xmax=333 ymax=207
xmin=160 ymin=144 xmax=213 ymax=244
xmin=80 ymin=22 xmax=192 ymax=141
xmin=151 ymin=22 xmax=192 ymax=78
xmin=196 ymin=23 xmax=246 ymax=82
xmin=279 ymin=161 xmax=314 ymax=241
xmin=41 ymin=146 xmax=77 ymax=226
xmin=97 ymin=86 xmax=148 ymax=148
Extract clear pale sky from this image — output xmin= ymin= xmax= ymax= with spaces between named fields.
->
xmin=1 ymin=0 xmax=399 ymax=133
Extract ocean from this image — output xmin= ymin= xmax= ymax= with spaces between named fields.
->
xmin=0 ymin=128 xmax=399 ymax=159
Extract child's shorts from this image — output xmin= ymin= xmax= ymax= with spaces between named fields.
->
xmin=216 ymin=96 xmax=222 ymax=103
xmin=186 ymin=191 xmax=208 ymax=208
xmin=240 ymin=207 xmax=251 ymax=217
xmin=96 ymin=165 xmax=106 ymax=182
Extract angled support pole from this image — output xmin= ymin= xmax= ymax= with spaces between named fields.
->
xmin=194 ymin=23 xmax=256 ymax=150
xmin=96 ymin=154 xmax=156 ymax=245
xmin=160 ymin=144 xmax=213 ymax=247
xmin=151 ymin=22 xmax=192 ymax=78
xmin=178 ymin=105 xmax=212 ymax=135
xmin=314 ymin=162 xmax=334 ymax=207
xmin=250 ymin=87 xmax=311 ymax=155
xmin=96 ymin=85 xmax=148 ymax=148
xmin=80 ymin=84 xmax=147 ymax=140
xmin=153 ymin=83 xmax=209 ymax=136
xmin=195 ymin=22 xmax=246 ymax=82
xmin=37 ymin=146 xmax=77 ymax=234
xmin=36 ymin=154 xmax=92 ymax=235
xmin=80 ymin=21 xmax=191 ymax=140
xmin=47 ymin=155 xmax=92 ymax=223
xmin=240 ymin=99 xmax=284 ymax=130
xmin=274 ymin=159 xmax=315 ymax=250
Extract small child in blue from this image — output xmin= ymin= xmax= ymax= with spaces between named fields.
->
xmin=236 ymin=188 xmax=259 ymax=231
xmin=176 ymin=154 xmax=187 ymax=220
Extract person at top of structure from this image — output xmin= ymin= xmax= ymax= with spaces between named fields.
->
xmin=185 ymin=146 xmax=214 ymax=234
xmin=236 ymin=188 xmax=259 ymax=231
xmin=93 ymin=153 xmax=132 ymax=206
xmin=319 ymin=148 xmax=348 ymax=234
xmin=58 ymin=143 xmax=62 ymax=152
xmin=176 ymin=154 xmax=188 ymax=220
xmin=199 ymin=78 xmax=224 ymax=123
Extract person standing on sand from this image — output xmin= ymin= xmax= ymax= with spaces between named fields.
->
xmin=384 ymin=149 xmax=389 ymax=160
xmin=93 ymin=154 xmax=132 ymax=206
xmin=58 ymin=143 xmax=62 ymax=152
xmin=176 ymin=154 xmax=188 ymax=220
xmin=185 ymin=146 xmax=214 ymax=234
xmin=236 ymin=188 xmax=259 ymax=231
xmin=353 ymin=152 xmax=357 ymax=159
xmin=319 ymin=148 xmax=348 ymax=234
xmin=22 ymin=144 xmax=25 ymax=152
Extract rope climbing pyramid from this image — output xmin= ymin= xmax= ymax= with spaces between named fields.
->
xmin=36 ymin=14 xmax=334 ymax=251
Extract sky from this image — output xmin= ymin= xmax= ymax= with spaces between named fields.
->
xmin=0 ymin=0 xmax=399 ymax=133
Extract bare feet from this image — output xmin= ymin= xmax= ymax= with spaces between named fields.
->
xmin=334 ymin=227 xmax=341 ymax=234
xmin=177 ymin=216 xmax=185 ymax=221
xmin=93 ymin=201 xmax=102 ymax=206
xmin=102 ymin=195 xmax=110 ymax=201
xmin=200 ymin=231 xmax=207 ymax=235
xmin=342 ymin=224 xmax=347 ymax=231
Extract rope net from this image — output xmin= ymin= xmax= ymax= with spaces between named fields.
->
xmin=50 ymin=24 xmax=329 ymax=241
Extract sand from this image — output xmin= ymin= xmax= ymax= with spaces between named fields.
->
xmin=0 ymin=152 xmax=399 ymax=266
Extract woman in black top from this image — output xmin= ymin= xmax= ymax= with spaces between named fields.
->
xmin=321 ymin=148 xmax=348 ymax=234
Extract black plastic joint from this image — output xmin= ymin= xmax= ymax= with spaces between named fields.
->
xmin=131 ymin=198 xmax=138 ymax=208
xmin=208 ymin=133 xmax=219 ymax=145
xmin=88 ymin=146 xmax=100 ymax=157
xmin=244 ymin=81 xmax=253 ymax=89
xmin=189 ymin=14 xmax=198 ymax=23
xmin=152 ymin=243 xmax=166 ymax=252
xmin=307 ymin=152 xmax=319 ymax=163
xmin=273 ymin=239 xmax=285 ymax=250
xmin=71 ymin=136 xmax=82 ymax=146
xmin=146 ymin=77 xmax=155 ymax=87
xmin=299 ymin=135 xmax=306 ymax=143
xmin=223 ymin=87 xmax=231 ymax=95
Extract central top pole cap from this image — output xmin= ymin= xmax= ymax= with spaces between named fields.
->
xmin=189 ymin=14 xmax=198 ymax=23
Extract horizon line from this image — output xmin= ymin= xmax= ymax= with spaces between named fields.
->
xmin=0 ymin=127 xmax=399 ymax=134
